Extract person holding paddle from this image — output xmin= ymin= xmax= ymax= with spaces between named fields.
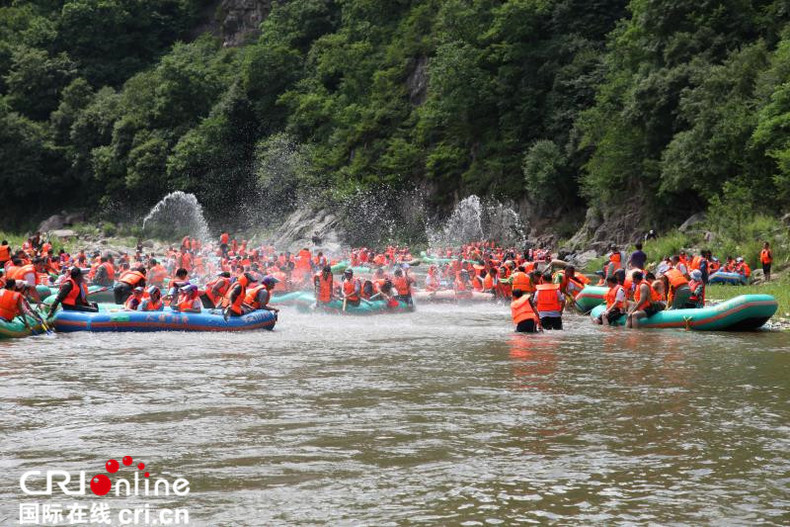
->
xmin=341 ymin=269 xmax=361 ymax=308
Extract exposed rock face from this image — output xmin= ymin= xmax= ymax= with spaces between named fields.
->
xmin=678 ymin=212 xmax=706 ymax=232
xmin=219 ymin=0 xmax=273 ymax=47
xmin=407 ymin=56 xmax=428 ymax=105
xmin=270 ymin=207 xmax=344 ymax=253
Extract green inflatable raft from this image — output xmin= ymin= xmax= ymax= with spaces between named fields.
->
xmin=0 ymin=313 xmax=47 ymax=339
xmin=589 ymin=294 xmax=777 ymax=331
xmin=294 ymin=292 xmax=415 ymax=315
xmin=574 ymin=286 xmax=608 ymax=313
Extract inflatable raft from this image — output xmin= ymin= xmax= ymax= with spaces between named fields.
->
xmin=574 ymin=286 xmax=608 ymax=313
xmin=52 ymin=304 xmax=277 ymax=333
xmin=589 ymin=294 xmax=777 ymax=331
xmin=413 ymin=290 xmax=495 ymax=303
xmin=708 ymin=271 xmax=748 ymax=285
xmin=0 ymin=314 xmax=47 ymax=339
xmin=294 ymin=293 xmax=415 ymax=315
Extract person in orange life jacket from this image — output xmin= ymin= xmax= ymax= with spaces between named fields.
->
xmin=509 ymin=265 xmax=531 ymax=293
xmin=201 ymin=271 xmax=232 ymax=308
xmin=13 ymin=257 xmax=44 ymax=287
xmin=594 ymin=276 xmax=626 ymax=325
xmin=761 ymin=241 xmax=773 ymax=281
xmin=0 ymin=279 xmax=34 ymax=329
xmin=140 ymin=286 xmax=164 ymax=311
xmin=559 ymin=265 xmax=586 ymax=299
xmin=670 ymin=255 xmax=689 ymax=278
xmin=113 ymin=265 xmax=147 ymax=304
xmin=172 ymin=284 xmax=202 ymax=313
xmin=166 ymin=268 xmax=190 ymax=301
xmin=392 ymin=267 xmax=415 ymax=305
xmin=510 ymin=289 xmax=541 ymax=333
xmin=224 ymin=272 xmax=257 ymax=318
xmin=454 ymin=269 xmax=472 ymax=297
xmin=662 ymin=266 xmax=691 ymax=309
xmin=686 ymin=269 xmax=705 ymax=309
xmin=92 ymin=255 xmax=115 ymax=287
xmin=48 ymin=267 xmax=98 ymax=315
xmin=244 ymin=276 xmax=280 ymax=314
xmin=425 ymin=265 xmax=442 ymax=292
xmin=341 ymin=269 xmax=362 ymax=306
xmin=533 ymin=272 xmax=564 ymax=329
xmin=314 ymin=265 xmax=334 ymax=304
xmin=735 ymin=257 xmax=751 ymax=278
xmin=626 ymin=271 xmax=662 ymax=328
xmin=219 ymin=232 xmax=230 ymax=257
xmin=123 ymin=287 xmax=145 ymax=311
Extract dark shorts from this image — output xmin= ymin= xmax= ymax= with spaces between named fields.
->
xmin=516 ymin=319 xmax=538 ymax=333
xmin=644 ymin=303 xmax=663 ymax=317
xmin=763 ymin=263 xmax=771 ymax=274
xmin=598 ymin=308 xmax=624 ymax=325
xmin=540 ymin=316 xmax=563 ymax=330
xmin=113 ymin=282 xmax=132 ymax=304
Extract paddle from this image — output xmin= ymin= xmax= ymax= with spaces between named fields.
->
xmin=342 ymin=296 xmax=348 ymax=312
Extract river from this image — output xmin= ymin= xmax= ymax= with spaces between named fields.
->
xmin=2 ymin=304 xmax=789 ymax=525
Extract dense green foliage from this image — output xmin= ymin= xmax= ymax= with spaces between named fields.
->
xmin=2 ymin=0 xmax=790 ymax=232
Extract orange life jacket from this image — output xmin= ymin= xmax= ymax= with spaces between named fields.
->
xmin=392 ymin=276 xmax=411 ymax=296
xmin=119 ymin=270 xmax=146 ymax=287
xmin=124 ymin=295 xmax=142 ymax=311
xmin=0 ymin=245 xmax=10 ymax=262
xmin=483 ymin=274 xmax=496 ymax=290
xmin=205 ymin=277 xmax=230 ymax=306
xmin=224 ymin=276 xmax=249 ymax=315
xmin=511 ymin=296 xmax=539 ymax=325
xmin=316 ymin=273 xmax=333 ymax=303
xmin=343 ymin=278 xmax=360 ymax=302
xmin=11 ymin=264 xmax=36 ymax=282
xmin=605 ymin=284 xmax=625 ymax=310
xmin=0 ymin=288 xmax=22 ymax=321
xmin=664 ymin=268 xmax=688 ymax=289
xmin=141 ymin=298 xmax=163 ymax=311
xmin=535 ymin=283 xmax=562 ymax=313
xmin=510 ymin=271 xmax=530 ymax=293
xmin=633 ymin=282 xmax=660 ymax=309
xmin=100 ymin=261 xmax=115 ymax=281
xmin=244 ymin=285 xmax=269 ymax=310
xmin=689 ymin=279 xmax=705 ymax=304
xmin=220 ymin=233 xmax=229 ymax=244
xmin=760 ymin=249 xmax=772 ymax=264
xmin=176 ymin=295 xmax=199 ymax=312
xmin=62 ymin=278 xmax=88 ymax=307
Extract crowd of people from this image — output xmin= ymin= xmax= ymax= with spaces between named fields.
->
xmin=0 ymin=230 xmax=776 ymax=334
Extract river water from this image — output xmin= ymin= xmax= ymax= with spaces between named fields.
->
xmin=2 ymin=304 xmax=789 ymax=525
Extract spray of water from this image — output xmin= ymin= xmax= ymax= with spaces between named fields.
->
xmin=142 ymin=191 xmax=211 ymax=242
xmin=427 ymin=194 xmax=526 ymax=248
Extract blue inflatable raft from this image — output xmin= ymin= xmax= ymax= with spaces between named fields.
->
xmin=708 ymin=271 xmax=748 ymax=285
xmin=52 ymin=305 xmax=276 ymax=333
xmin=590 ymin=294 xmax=777 ymax=331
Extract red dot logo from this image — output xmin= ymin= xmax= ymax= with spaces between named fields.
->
xmin=122 ymin=456 xmax=133 ymax=466
xmin=105 ymin=459 xmax=119 ymax=473
xmin=90 ymin=474 xmax=112 ymax=496
xmin=137 ymin=462 xmax=145 ymax=470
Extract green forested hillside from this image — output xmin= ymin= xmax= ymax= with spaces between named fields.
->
xmin=2 ymin=0 xmax=789 ymax=233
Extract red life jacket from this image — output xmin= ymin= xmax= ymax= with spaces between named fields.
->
xmin=224 ymin=276 xmax=249 ymax=315
xmin=124 ymin=295 xmax=142 ymax=311
xmin=392 ymin=276 xmax=411 ymax=296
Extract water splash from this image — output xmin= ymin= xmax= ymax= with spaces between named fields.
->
xmin=427 ymin=195 xmax=526 ymax=248
xmin=142 ymin=191 xmax=211 ymax=242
